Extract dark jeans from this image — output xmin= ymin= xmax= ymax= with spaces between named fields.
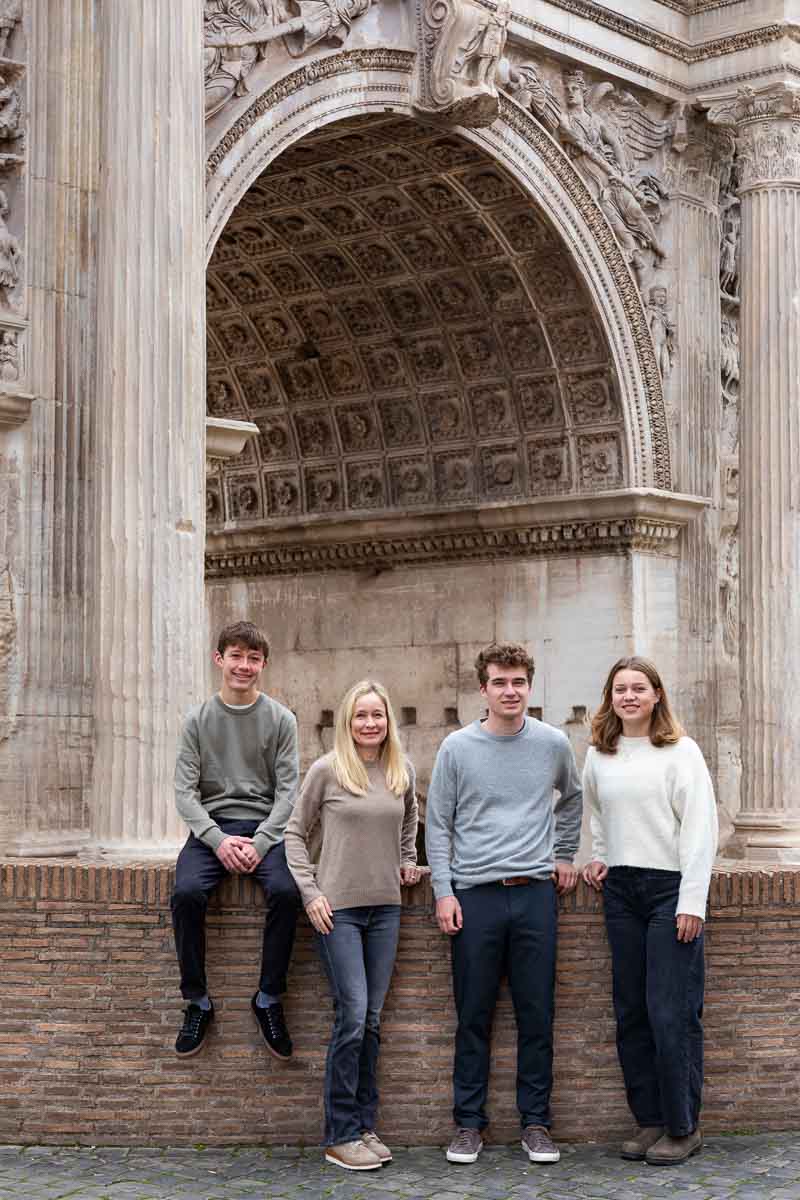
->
xmin=451 ymin=879 xmax=557 ymax=1131
xmin=603 ymin=867 xmax=705 ymax=1137
xmin=171 ymin=820 xmax=301 ymax=1001
xmin=316 ymin=904 xmax=401 ymax=1146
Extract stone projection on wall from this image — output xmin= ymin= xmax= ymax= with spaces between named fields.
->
xmin=504 ymin=61 xmax=673 ymax=294
xmin=204 ymin=0 xmax=376 ymax=119
xmin=414 ymin=0 xmax=511 ymax=128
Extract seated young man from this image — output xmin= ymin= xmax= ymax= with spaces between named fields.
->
xmin=171 ymin=620 xmax=301 ymax=1059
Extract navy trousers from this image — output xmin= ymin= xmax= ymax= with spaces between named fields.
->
xmin=450 ymin=879 xmax=557 ymax=1131
xmin=603 ymin=867 xmax=705 ymax=1137
xmin=171 ymin=819 xmax=301 ymax=1001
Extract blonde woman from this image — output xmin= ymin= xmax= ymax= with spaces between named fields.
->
xmin=582 ymin=657 xmax=718 ymax=1167
xmin=285 ymin=680 xmax=420 ymax=1173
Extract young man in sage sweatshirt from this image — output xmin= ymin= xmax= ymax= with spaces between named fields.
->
xmin=426 ymin=641 xmax=582 ymax=1167
xmin=171 ymin=620 xmax=301 ymax=1059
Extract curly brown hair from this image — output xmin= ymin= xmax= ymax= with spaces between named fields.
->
xmin=591 ymin=656 xmax=683 ymax=754
xmin=474 ymin=641 xmax=535 ymax=687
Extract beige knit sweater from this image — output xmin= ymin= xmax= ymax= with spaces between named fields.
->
xmin=284 ymin=753 xmax=418 ymax=910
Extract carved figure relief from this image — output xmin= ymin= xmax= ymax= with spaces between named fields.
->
xmin=416 ymin=0 xmax=511 ymax=128
xmin=0 ymin=326 xmax=18 ymax=380
xmin=0 ymin=188 xmax=20 ymax=298
xmin=204 ymin=0 xmax=376 ymax=120
xmin=0 ymin=0 xmax=21 ymax=58
xmin=645 ymin=285 xmax=675 ymax=380
xmin=0 ymin=75 xmax=22 ymax=144
xmin=506 ymin=64 xmax=672 ymax=290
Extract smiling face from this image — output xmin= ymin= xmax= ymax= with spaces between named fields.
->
xmin=350 ymin=690 xmax=388 ymax=757
xmin=480 ymin=661 xmax=531 ymax=730
xmin=611 ymin=667 xmax=660 ymax=735
xmin=214 ymin=641 xmax=266 ymax=705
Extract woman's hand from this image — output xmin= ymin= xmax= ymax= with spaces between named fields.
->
xmin=306 ymin=895 xmax=334 ymax=935
xmin=400 ymin=865 xmax=424 ymax=886
xmin=676 ymin=913 xmax=703 ymax=942
xmin=582 ymin=860 xmax=608 ymax=891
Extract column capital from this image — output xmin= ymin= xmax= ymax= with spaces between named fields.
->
xmin=706 ymin=83 xmax=800 ymax=191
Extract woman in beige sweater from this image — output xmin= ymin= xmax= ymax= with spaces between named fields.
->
xmin=285 ymin=679 xmax=419 ymax=1173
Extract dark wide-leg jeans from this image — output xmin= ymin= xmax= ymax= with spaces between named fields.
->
xmin=451 ymin=880 xmax=557 ymax=1131
xmin=171 ymin=819 xmax=301 ymax=1000
xmin=316 ymin=904 xmax=401 ymax=1146
xmin=603 ymin=866 xmax=705 ymax=1137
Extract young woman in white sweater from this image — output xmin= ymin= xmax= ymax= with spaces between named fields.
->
xmin=582 ymin=656 xmax=718 ymax=1167
xmin=285 ymin=680 xmax=420 ymax=1174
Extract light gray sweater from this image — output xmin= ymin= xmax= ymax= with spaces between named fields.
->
xmin=174 ymin=692 xmax=299 ymax=859
xmin=425 ymin=717 xmax=583 ymax=900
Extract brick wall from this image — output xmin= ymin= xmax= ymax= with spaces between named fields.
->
xmin=0 ymin=862 xmax=798 ymax=1146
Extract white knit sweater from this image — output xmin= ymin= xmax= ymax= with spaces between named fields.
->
xmin=583 ymin=735 xmax=718 ymax=919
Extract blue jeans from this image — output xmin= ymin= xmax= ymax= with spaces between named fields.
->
xmin=316 ymin=904 xmax=401 ymax=1146
xmin=603 ymin=867 xmax=705 ymax=1137
xmin=451 ymin=880 xmax=557 ymax=1130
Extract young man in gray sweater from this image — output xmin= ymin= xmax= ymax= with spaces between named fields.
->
xmin=171 ymin=621 xmax=301 ymax=1059
xmin=426 ymin=641 xmax=582 ymax=1166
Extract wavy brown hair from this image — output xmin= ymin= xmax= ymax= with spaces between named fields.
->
xmin=590 ymin=656 xmax=683 ymax=754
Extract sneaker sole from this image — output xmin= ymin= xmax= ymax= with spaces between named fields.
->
xmin=446 ymin=1146 xmax=482 ymax=1164
xmin=324 ymin=1152 xmax=381 ymax=1171
xmin=174 ymin=1036 xmax=208 ymax=1058
xmin=646 ymin=1142 xmax=702 ymax=1167
xmin=253 ymin=1013 xmax=292 ymax=1060
xmin=523 ymin=1143 xmax=560 ymax=1163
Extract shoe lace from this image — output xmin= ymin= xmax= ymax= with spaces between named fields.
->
xmin=181 ymin=1006 xmax=204 ymax=1037
xmin=265 ymin=1003 xmax=287 ymax=1038
xmin=453 ymin=1128 xmax=478 ymax=1150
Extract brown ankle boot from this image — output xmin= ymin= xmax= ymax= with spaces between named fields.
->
xmin=645 ymin=1129 xmax=703 ymax=1165
xmin=620 ymin=1126 xmax=665 ymax=1160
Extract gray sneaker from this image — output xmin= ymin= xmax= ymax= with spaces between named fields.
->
xmin=522 ymin=1125 xmax=560 ymax=1163
xmin=446 ymin=1127 xmax=483 ymax=1163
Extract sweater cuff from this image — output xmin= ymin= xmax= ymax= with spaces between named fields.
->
xmin=677 ymin=880 xmax=710 ymax=921
xmin=431 ymin=877 xmax=454 ymax=901
xmin=200 ymin=825 xmax=225 ymax=853
xmin=252 ymin=831 xmax=274 ymax=860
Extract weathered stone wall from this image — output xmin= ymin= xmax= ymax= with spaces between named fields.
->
xmin=205 ymin=549 xmax=681 ymax=801
xmin=0 ymin=862 xmax=797 ymax=1145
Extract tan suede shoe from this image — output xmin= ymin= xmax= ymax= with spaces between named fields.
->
xmin=645 ymin=1129 xmax=703 ymax=1166
xmin=324 ymin=1139 xmax=382 ymax=1171
xmin=361 ymin=1130 xmax=392 ymax=1163
xmin=620 ymin=1125 xmax=665 ymax=1161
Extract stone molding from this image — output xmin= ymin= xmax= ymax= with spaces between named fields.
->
xmin=206 ymin=416 xmax=259 ymax=461
xmin=204 ymin=488 xmax=706 ymax=576
xmin=0 ymin=385 xmax=31 ymax=428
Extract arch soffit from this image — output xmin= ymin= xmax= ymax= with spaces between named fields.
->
xmin=204 ymin=49 xmax=671 ymax=495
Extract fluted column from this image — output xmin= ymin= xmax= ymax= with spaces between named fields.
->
xmin=727 ymin=84 xmax=800 ymax=861
xmin=92 ymin=3 xmax=206 ymax=851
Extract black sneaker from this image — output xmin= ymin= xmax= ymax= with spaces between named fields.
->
xmin=251 ymin=994 xmax=292 ymax=1059
xmin=175 ymin=1001 xmax=213 ymax=1057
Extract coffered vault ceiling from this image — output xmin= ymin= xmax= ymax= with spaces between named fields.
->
xmin=206 ymin=114 xmax=627 ymax=528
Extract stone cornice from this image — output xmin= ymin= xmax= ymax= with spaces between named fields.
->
xmin=205 ymin=490 xmax=708 ymax=577
xmin=0 ymin=389 xmax=33 ymax=429
xmin=519 ymin=4 xmax=800 ymax=68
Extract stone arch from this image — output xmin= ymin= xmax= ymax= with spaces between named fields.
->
xmin=204 ymin=49 xmax=672 ymax=538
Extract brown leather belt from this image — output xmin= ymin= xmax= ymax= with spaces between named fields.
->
xmin=501 ymin=876 xmax=533 ymax=887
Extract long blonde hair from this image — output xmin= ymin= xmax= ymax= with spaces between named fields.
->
xmin=591 ymin=656 xmax=683 ymax=754
xmin=332 ymin=679 xmax=409 ymax=797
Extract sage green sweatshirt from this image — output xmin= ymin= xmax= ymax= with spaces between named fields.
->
xmin=174 ymin=692 xmax=299 ymax=859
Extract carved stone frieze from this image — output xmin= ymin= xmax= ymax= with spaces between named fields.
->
xmin=480 ymin=443 xmax=523 ymax=498
xmin=577 ymin=431 xmax=624 ymax=489
xmin=377 ymin=396 xmax=424 ymax=447
xmin=335 ymin=402 xmax=381 ymax=451
xmin=423 ymin=390 xmax=468 ymax=442
xmin=346 ymin=459 xmax=387 ymax=509
xmin=388 ymin=454 xmax=434 ymax=506
xmin=565 ymin=371 xmax=617 ymax=425
xmin=434 ymin=448 xmax=476 ymax=501
xmin=527 ymin=436 xmax=572 ymax=494
xmin=304 ymin=462 xmax=342 ymax=512
xmin=293 ymin=407 xmax=337 ymax=456
xmin=227 ymin=472 xmax=263 ymax=519
xmin=516 ymin=375 xmax=564 ymax=431
xmin=204 ymin=0 xmax=377 ymax=122
xmin=265 ymin=468 xmax=302 ymax=517
xmin=414 ymin=0 xmax=510 ymax=129
xmin=0 ymin=1 xmax=21 ymax=59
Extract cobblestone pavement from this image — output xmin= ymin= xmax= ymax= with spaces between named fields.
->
xmin=1 ymin=1135 xmax=800 ymax=1200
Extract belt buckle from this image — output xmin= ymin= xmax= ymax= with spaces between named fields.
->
xmin=502 ymin=875 xmax=530 ymax=887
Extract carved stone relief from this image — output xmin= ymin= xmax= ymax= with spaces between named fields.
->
xmin=204 ymin=0 xmax=376 ymax=121
xmin=504 ymin=59 xmax=674 ymax=296
xmin=414 ymin=0 xmax=510 ymax=129
xmin=207 ymin=114 xmax=628 ymax=526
